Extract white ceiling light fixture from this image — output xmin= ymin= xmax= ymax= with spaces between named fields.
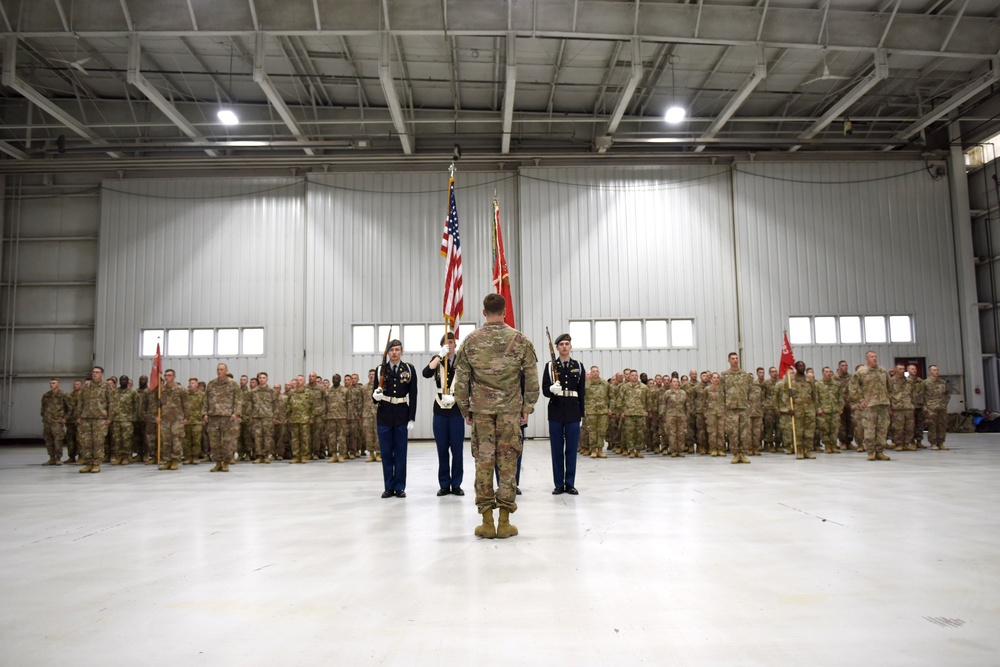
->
xmin=664 ymin=55 xmax=686 ymax=124
xmin=217 ymin=108 xmax=239 ymax=125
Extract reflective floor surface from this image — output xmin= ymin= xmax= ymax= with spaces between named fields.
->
xmin=1 ymin=436 xmax=998 ymax=666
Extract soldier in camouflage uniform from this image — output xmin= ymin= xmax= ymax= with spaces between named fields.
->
xmin=183 ymin=378 xmax=206 ymax=464
xmin=660 ymin=377 xmax=688 ymax=457
xmin=908 ymin=364 xmax=927 ymax=448
xmin=40 ymin=378 xmax=70 ymax=465
xmin=347 ymin=375 xmax=365 ymax=459
xmin=110 ymin=375 xmax=139 ymax=465
xmin=701 ymin=372 xmax=725 ymax=457
xmin=816 ymin=366 xmax=844 ymax=453
xmin=76 ymin=367 xmax=116 ymax=473
xmin=64 ymin=379 xmax=83 ymax=463
xmin=773 ymin=368 xmax=815 ymax=459
xmin=847 ymin=364 xmax=866 ymax=452
xmin=748 ymin=378 xmax=764 ymax=456
xmin=203 ymin=363 xmax=243 ymax=472
xmin=645 ymin=379 xmax=661 ymax=453
xmin=246 ymin=371 xmax=278 ymax=464
xmin=156 ymin=370 xmax=188 ymax=470
xmin=721 ymin=353 xmax=753 ymax=464
xmin=584 ymin=366 xmax=610 ymax=459
xmin=851 ymin=351 xmax=892 ymax=461
xmin=889 ymin=364 xmax=916 ymax=451
xmin=362 ymin=369 xmax=380 ymax=462
xmin=274 ymin=383 xmax=290 ymax=460
xmin=287 ymin=375 xmax=316 ymax=463
xmin=307 ymin=373 xmax=325 ymax=459
xmin=694 ymin=371 xmax=712 ymax=454
xmin=132 ymin=376 xmax=147 ymax=461
xmin=323 ymin=374 xmax=350 ymax=463
xmin=834 ymin=361 xmax=855 ymax=449
xmin=683 ymin=369 xmax=698 ymax=452
xmin=141 ymin=376 xmax=160 ymax=464
xmin=453 ymin=293 xmax=539 ymax=539
xmin=618 ymin=370 xmax=648 ymax=458
xmin=923 ymin=365 xmax=951 ymax=450
xmin=236 ymin=375 xmax=251 ymax=461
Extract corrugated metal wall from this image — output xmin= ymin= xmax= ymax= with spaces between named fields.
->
xmin=518 ymin=166 xmax=739 ymax=437
xmin=306 ymin=171 xmax=519 ymax=439
xmin=97 ymin=177 xmax=305 ymax=384
xmin=735 ymin=162 xmax=961 ymax=376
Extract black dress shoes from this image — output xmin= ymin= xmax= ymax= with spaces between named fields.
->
xmin=564 ymin=485 xmax=579 ymax=495
xmin=395 ymin=490 xmax=407 ymax=498
xmin=451 ymin=488 xmax=465 ymax=496
xmin=437 ymin=489 xmax=451 ymax=496
xmin=552 ymin=487 xmax=564 ymax=495
xmin=516 ymin=487 xmax=522 ymax=496
xmin=381 ymin=491 xmax=394 ymax=499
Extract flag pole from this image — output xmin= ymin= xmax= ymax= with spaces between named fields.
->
xmin=442 ymin=159 xmax=457 ymax=397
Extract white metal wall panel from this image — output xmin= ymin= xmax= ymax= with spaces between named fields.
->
xmin=306 ymin=171 xmax=519 ymax=440
xmin=518 ymin=166 xmax=738 ymax=436
xmin=97 ymin=178 xmax=305 ymax=385
xmin=735 ymin=162 xmax=961 ymax=378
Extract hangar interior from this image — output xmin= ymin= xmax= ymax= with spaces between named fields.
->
xmin=1 ymin=0 xmax=1000 ymax=664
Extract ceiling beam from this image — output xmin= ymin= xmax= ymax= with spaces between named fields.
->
xmin=895 ymin=58 xmax=1000 ymax=141
xmin=598 ymin=37 xmax=644 ymax=154
xmin=798 ymin=50 xmax=889 ymax=141
xmin=378 ymin=33 xmax=413 ymax=155
xmin=2 ymin=38 xmax=121 ymax=158
xmin=127 ymin=36 xmax=218 ymax=157
xmin=695 ymin=43 xmax=768 ymax=153
xmin=501 ymin=32 xmax=516 ymax=154
xmin=0 ymin=141 xmax=29 ymax=160
xmin=253 ymin=33 xmax=316 ymax=156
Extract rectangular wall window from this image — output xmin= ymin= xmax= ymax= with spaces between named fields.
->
xmin=354 ymin=323 xmax=478 ymax=355
xmin=567 ymin=318 xmax=696 ymax=349
xmin=787 ymin=315 xmax=914 ymax=345
xmin=141 ymin=327 xmax=266 ymax=357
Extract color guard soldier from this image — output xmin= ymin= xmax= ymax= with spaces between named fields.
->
xmin=372 ymin=339 xmax=418 ymax=498
xmin=423 ymin=332 xmax=466 ymax=496
xmin=541 ymin=333 xmax=586 ymax=494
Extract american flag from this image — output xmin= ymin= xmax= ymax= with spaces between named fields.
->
xmin=440 ymin=177 xmax=463 ymax=334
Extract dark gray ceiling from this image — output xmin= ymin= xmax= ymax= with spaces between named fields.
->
xmin=1 ymin=0 xmax=999 ymax=172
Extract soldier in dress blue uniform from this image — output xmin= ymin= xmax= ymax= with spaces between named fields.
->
xmin=541 ymin=333 xmax=586 ymax=495
xmin=422 ymin=332 xmax=465 ymax=496
xmin=372 ymin=339 xmax=418 ymax=498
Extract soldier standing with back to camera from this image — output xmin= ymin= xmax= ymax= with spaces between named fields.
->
xmin=453 ymin=293 xmax=539 ymax=539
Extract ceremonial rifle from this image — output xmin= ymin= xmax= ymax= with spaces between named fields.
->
xmin=545 ymin=327 xmax=560 ymax=386
xmin=379 ymin=328 xmax=392 ymax=390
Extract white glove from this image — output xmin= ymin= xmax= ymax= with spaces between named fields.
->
xmin=439 ymin=346 xmax=450 ymax=358
xmin=440 ymin=394 xmax=456 ymax=408
xmin=372 ymin=388 xmax=384 ymax=402
xmin=550 ymin=381 xmax=563 ymax=394
xmin=407 ymin=420 xmax=415 ymax=432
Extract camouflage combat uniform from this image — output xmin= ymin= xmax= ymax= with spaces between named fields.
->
xmin=702 ymin=381 xmax=726 ymax=456
xmin=852 ymin=364 xmax=891 ymax=458
xmin=889 ymin=374 xmax=915 ymax=450
xmin=660 ymin=387 xmax=688 ymax=456
xmin=203 ymin=377 xmax=243 ymax=464
xmin=748 ymin=381 xmax=763 ymax=456
xmin=619 ymin=380 xmax=648 ymax=456
xmin=923 ymin=376 xmax=950 ymax=450
xmin=910 ymin=374 xmax=926 ymax=447
xmin=835 ymin=369 xmax=854 ymax=448
xmin=761 ymin=377 xmax=779 ymax=451
xmin=721 ymin=367 xmax=753 ymax=459
xmin=184 ymin=388 xmax=206 ymax=463
xmin=584 ymin=376 xmax=610 ymax=457
xmin=65 ymin=389 xmax=81 ymax=462
xmin=453 ymin=322 xmax=539 ymax=515
xmin=247 ymin=384 xmax=278 ymax=462
xmin=362 ymin=380 xmax=379 ymax=459
xmin=816 ymin=377 xmax=843 ymax=452
xmin=158 ymin=384 xmax=188 ymax=466
xmin=773 ymin=376 xmax=816 ymax=457
xmin=40 ymin=387 xmax=70 ymax=464
xmin=110 ymin=387 xmax=140 ymax=464
xmin=322 ymin=385 xmax=349 ymax=461
xmin=77 ymin=380 xmax=115 ymax=469
xmin=287 ymin=386 xmax=315 ymax=463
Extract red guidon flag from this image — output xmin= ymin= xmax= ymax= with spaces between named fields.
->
xmin=440 ymin=176 xmax=464 ymax=335
xmin=778 ymin=331 xmax=796 ymax=378
xmin=491 ymin=195 xmax=515 ymax=329
xmin=149 ymin=342 xmax=163 ymax=391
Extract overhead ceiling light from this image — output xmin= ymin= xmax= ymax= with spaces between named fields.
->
xmin=217 ymin=109 xmax=239 ymax=125
xmin=664 ymin=106 xmax=686 ymax=123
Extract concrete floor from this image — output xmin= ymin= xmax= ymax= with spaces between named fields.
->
xmin=1 ymin=436 xmax=998 ymax=667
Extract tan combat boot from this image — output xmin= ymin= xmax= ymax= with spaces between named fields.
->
xmin=804 ymin=451 xmax=816 ymax=459
xmin=496 ymin=509 xmax=518 ymax=538
xmin=327 ymin=455 xmax=338 ymax=463
xmin=375 ymin=453 xmax=382 ymax=462
xmin=169 ymin=459 xmax=179 ymax=470
xmin=867 ymin=450 xmax=877 ymax=461
xmin=158 ymin=460 xmax=170 ymax=470
xmin=79 ymin=463 xmax=93 ymax=473
xmin=731 ymin=454 xmax=741 ymax=464
xmin=210 ymin=461 xmax=223 ymax=472
xmin=221 ymin=461 xmax=230 ymax=472
xmin=739 ymin=452 xmax=751 ymax=464
xmin=365 ymin=452 xmax=375 ymax=462
xmin=628 ymin=451 xmax=636 ymax=458
xmin=474 ymin=509 xmax=497 ymax=539
xmin=635 ymin=451 xmax=644 ymax=459
xmin=597 ymin=450 xmax=607 ymax=459
xmin=42 ymin=457 xmax=55 ymax=466
xmin=875 ymin=451 xmax=891 ymax=461
xmin=89 ymin=463 xmax=101 ymax=473
xmin=590 ymin=450 xmax=598 ymax=459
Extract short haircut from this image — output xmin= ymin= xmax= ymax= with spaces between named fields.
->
xmin=93 ymin=366 xmax=104 ymax=373
xmin=483 ymin=293 xmax=506 ymax=314
xmin=188 ymin=377 xmax=198 ymax=383
xmin=50 ymin=377 xmax=58 ymax=382
xmin=838 ymin=360 xmax=847 ymax=365
xmin=164 ymin=368 xmax=175 ymax=375
xmin=822 ymin=366 xmax=831 ymax=372
xmin=756 ymin=367 xmax=764 ymax=372
xmin=728 ymin=352 xmax=738 ymax=358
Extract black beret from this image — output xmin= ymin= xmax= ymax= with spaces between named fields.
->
xmin=386 ymin=339 xmax=403 ymax=350
xmin=555 ymin=333 xmax=571 ymax=345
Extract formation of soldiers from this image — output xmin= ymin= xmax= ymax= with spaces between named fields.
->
xmin=39 ymin=365 xmax=381 ymax=473
xmin=579 ymin=352 xmax=952 ymax=463
xmin=38 ymin=350 xmax=954 ymax=473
